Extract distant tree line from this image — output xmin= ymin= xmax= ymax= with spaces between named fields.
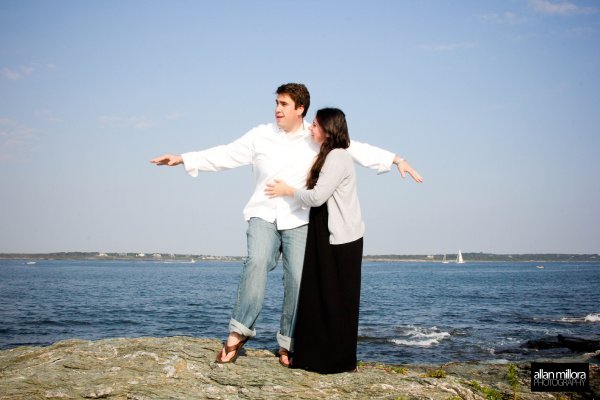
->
xmin=1 ymin=252 xmax=598 ymax=262
xmin=363 ymin=252 xmax=599 ymax=262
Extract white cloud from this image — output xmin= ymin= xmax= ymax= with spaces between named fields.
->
xmin=564 ymin=26 xmax=597 ymax=37
xmin=416 ymin=42 xmax=476 ymax=52
xmin=165 ymin=112 xmax=186 ymax=121
xmin=0 ymin=118 xmax=38 ymax=162
xmin=2 ymin=66 xmax=34 ymax=81
xmin=35 ymin=109 xmax=63 ymax=123
xmin=529 ymin=0 xmax=597 ymax=15
xmin=2 ymin=63 xmax=56 ymax=81
xmin=99 ymin=115 xmax=154 ymax=129
xmin=480 ymin=12 xmax=528 ymax=25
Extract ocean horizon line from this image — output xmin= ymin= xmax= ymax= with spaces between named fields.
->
xmin=1 ymin=251 xmax=599 ymax=263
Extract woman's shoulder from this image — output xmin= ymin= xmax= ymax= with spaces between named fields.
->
xmin=328 ymin=148 xmax=352 ymax=160
xmin=324 ymin=148 xmax=353 ymax=170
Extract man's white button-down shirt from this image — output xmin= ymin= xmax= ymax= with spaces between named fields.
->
xmin=181 ymin=122 xmax=395 ymax=230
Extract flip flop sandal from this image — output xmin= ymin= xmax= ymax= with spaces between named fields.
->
xmin=215 ymin=336 xmax=249 ymax=363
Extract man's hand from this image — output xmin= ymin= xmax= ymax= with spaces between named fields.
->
xmin=396 ymin=159 xmax=423 ymax=183
xmin=150 ymin=154 xmax=183 ymax=166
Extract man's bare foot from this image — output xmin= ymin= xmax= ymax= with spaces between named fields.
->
xmin=216 ymin=332 xmax=248 ymax=363
xmin=278 ymin=347 xmax=291 ymax=367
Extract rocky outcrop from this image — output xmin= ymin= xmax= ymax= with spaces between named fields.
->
xmin=522 ymin=334 xmax=600 ymax=353
xmin=0 ymin=336 xmax=597 ymax=399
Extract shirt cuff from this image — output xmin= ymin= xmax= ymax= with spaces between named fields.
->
xmin=376 ymin=152 xmax=397 ymax=174
xmin=181 ymin=152 xmax=199 ymax=177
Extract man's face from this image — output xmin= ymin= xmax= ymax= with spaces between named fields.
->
xmin=275 ymin=93 xmax=304 ymax=132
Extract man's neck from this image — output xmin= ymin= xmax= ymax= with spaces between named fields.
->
xmin=283 ymin=119 xmax=305 ymax=134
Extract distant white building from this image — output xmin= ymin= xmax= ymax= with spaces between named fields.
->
xmin=98 ymin=253 xmax=108 ymax=257
xmin=153 ymin=253 xmax=162 ymax=258
xmin=137 ymin=253 xmax=146 ymax=257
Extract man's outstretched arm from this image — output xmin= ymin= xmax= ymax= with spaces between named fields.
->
xmin=149 ymin=128 xmax=257 ymax=177
xmin=347 ymin=140 xmax=423 ymax=183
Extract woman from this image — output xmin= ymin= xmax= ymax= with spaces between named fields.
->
xmin=265 ymin=107 xmax=365 ymax=373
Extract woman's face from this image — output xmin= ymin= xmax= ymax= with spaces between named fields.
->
xmin=309 ymin=118 xmax=327 ymax=145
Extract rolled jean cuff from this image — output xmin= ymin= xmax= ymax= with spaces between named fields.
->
xmin=277 ymin=331 xmax=292 ymax=351
xmin=229 ymin=318 xmax=256 ymax=338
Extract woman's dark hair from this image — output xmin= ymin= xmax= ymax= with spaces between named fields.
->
xmin=306 ymin=108 xmax=350 ymax=189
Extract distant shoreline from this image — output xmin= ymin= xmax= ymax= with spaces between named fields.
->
xmin=1 ymin=252 xmax=598 ymax=263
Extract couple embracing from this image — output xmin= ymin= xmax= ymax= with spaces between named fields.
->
xmin=151 ymin=83 xmax=422 ymax=374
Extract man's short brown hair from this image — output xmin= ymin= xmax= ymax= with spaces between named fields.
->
xmin=276 ymin=83 xmax=310 ymax=117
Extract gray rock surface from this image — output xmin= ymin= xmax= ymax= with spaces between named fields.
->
xmin=0 ymin=336 xmax=597 ymax=399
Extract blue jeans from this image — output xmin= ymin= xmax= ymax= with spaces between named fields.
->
xmin=229 ymin=218 xmax=308 ymax=350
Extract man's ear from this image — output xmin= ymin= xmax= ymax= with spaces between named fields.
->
xmin=295 ymin=105 xmax=305 ymax=117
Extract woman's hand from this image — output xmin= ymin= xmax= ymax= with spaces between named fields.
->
xmin=265 ymin=180 xmax=295 ymax=198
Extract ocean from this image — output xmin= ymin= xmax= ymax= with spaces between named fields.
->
xmin=0 ymin=259 xmax=598 ymax=365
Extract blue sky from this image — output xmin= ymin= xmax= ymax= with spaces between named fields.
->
xmin=1 ymin=0 xmax=599 ymax=256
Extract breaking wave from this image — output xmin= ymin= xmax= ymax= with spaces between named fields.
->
xmin=556 ymin=313 xmax=600 ymax=324
xmin=389 ymin=325 xmax=451 ymax=347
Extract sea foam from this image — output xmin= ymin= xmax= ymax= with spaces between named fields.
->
xmin=557 ymin=313 xmax=600 ymax=323
xmin=584 ymin=313 xmax=600 ymax=322
xmin=390 ymin=325 xmax=451 ymax=347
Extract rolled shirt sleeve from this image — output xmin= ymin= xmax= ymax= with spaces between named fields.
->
xmin=181 ymin=129 xmax=256 ymax=177
xmin=347 ymin=139 xmax=396 ymax=174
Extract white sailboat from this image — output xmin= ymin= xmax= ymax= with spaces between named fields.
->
xmin=442 ymin=254 xmax=449 ymax=264
xmin=456 ymin=250 xmax=465 ymax=264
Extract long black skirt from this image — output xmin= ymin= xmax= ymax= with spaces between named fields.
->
xmin=292 ymin=203 xmax=363 ymax=374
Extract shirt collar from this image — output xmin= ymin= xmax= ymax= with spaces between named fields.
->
xmin=277 ymin=120 xmax=310 ymax=139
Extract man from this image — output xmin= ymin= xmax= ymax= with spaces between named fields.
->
xmin=150 ymin=83 xmax=422 ymax=365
